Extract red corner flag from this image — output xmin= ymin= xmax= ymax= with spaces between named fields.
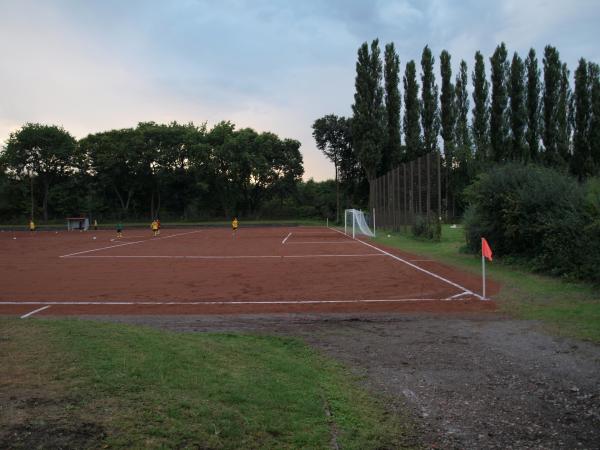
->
xmin=481 ymin=238 xmax=493 ymax=261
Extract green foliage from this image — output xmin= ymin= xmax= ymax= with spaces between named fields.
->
xmin=352 ymin=40 xmax=385 ymax=181
xmin=509 ymin=52 xmax=527 ymax=161
xmin=383 ymin=42 xmax=401 ymax=172
xmin=542 ymin=46 xmax=563 ymax=165
xmin=525 ymin=48 xmax=541 ymax=162
xmin=1 ymin=123 xmax=79 ymax=220
xmin=490 ymin=43 xmax=509 ymax=162
xmin=464 ymin=164 xmax=600 ymax=282
xmin=403 ymin=60 xmax=421 ymax=161
xmin=411 ymin=215 xmax=441 ymax=241
xmin=471 ymin=51 xmax=490 ymax=161
xmin=420 ymin=45 xmax=439 ymax=156
xmin=1 ymin=121 xmax=304 ymax=222
xmin=439 ymin=50 xmax=455 ymax=161
xmin=572 ymin=58 xmax=591 ymax=179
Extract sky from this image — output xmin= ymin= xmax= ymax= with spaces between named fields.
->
xmin=0 ymin=0 xmax=599 ymax=181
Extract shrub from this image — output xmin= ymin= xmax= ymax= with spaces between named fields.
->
xmin=464 ymin=164 xmax=600 ymax=282
xmin=412 ymin=215 xmax=441 ymax=241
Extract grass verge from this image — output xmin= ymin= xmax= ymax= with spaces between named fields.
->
xmin=373 ymin=225 xmax=600 ymax=343
xmin=0 ymin=318 xmax=418 ymax=449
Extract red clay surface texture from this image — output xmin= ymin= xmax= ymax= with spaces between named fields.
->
xmin=0 ymin=226 xmax=498 ymax=316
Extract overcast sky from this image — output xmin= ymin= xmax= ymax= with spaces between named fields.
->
xmin=1 ymin=0 xmax=599 ymax=180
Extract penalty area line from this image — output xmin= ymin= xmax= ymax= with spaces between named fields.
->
xmin=59 ymin=253 xmax=386 ymax=259
xmin=20 ymin=305 xmax=51 ymax=319
xmin=59 ymin=229 xmax=205 ymax=258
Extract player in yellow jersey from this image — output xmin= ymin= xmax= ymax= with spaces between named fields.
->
xmin=151 ymin=219 xmax=159 ymax=237
xmin=29 ymin=219 xmax=35 ymax=232
xmin=232 ymin=217 xmax=238 ymax=238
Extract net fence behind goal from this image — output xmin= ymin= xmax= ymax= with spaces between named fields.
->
xmin=344 ymin=209 xmax=375 ymax=238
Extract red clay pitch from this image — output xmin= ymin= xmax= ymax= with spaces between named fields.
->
xmin=0 ymin=226 xmax=498 ymax=317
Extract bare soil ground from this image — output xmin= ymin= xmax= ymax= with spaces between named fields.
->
xmin=86 ymin=312 xmax=600 ymax=450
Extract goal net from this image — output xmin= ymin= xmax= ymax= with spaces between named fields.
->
xmin=344 ymin=209 xmax=375 ymax=238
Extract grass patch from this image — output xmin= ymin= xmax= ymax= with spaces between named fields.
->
xmin=373 ymin=225 xmax=600 ymax=343
xmin=0 ymin=318 xmax=418 ymax=449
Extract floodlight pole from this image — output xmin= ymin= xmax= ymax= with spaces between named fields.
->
xmin=344 ymin=211 xmax=347 ymax=235
xmin=30 ymin=171 xmax=34 ymax=221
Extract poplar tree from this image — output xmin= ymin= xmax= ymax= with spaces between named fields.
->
xmin=439 ymin=50 xmax=456 ymax=162
xmin=455 ymin=60 xmax=471 ymax=156
xmin=572 ymin=59 xmax=591 ymax=179
xmin=557 ymin=63 xmax=572 ymax=164
xmin=508 ymin=52 xmax=526 ymax=161
xmin=525 ymin=48 xmax=541 ymax=162
xmin=352 ymin=39 xmax=385 ymax=181
xmin=472 ymin=51 xmax=490 ymax=161
xmin=421 ymin=45 xmax=439 ymax=155
xmin=403 ymin=60 xmax=421 ymax=160
xmin=490 ymin=43 xmax=509 ymax=162
xmin=542 ymin=45 xmax=562 ymax=165
xmin=453 ymin=59 xmax=474 ymax=215
xmin=383 ymin=42 xmax=401 ymax=172
xmin=589 ymin=63 xmax=600 ymax=174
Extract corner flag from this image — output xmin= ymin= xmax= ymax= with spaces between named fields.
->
xmin=482 ymin=238 xmax=493 ymax=261
xmin=481 ymin=238 xmax=493 ymax=299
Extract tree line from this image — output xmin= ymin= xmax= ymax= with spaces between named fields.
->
xmin=0 ymin=121 xmax=308 ymax=222
xmin=314 ymin=40 xmax=600 ymax=220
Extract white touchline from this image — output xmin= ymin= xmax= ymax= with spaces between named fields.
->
xmin=59 ymin=229 xmax=205 ymax=258
xmin=330 ymin=227 xmax=483 ymax=300
xmin=61 ymin=253 xmax=386 ymax=259
xmin=20 ymin=305 xmax=51 ymax=319
xmin=1 ymin=297 xmax=474 ymax=307
xmin=282 ymin=232 xmax=292 ymax=244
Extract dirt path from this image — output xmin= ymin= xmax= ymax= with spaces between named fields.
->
xmin=81 ymin=313 xmax=600 ymax=449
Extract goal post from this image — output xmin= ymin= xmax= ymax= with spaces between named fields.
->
xmin=344 ymin=209 xmax=375 ymax=238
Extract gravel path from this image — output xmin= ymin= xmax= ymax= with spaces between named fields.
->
xmin=85 ymin=313 xmax=600 ymax=449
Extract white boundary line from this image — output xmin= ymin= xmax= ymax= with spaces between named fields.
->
xmin=60 ymin=230 xmax=205 ymax=258
xmin=20 ymin=305 xmax=51 ymax=318
xmin=1 ymin=297 xmax=476 ymax=306
xmin=59 ymin=253 xmax=386 ymax=259
xmin=330 ymin=227 xmax=483 ymax=300
xmin=286 ymin=241 xmax=360 ymax=244
xmin=282 ymin=232 xmax=292 ymax=244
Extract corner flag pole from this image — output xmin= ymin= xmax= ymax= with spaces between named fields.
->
xmin=482 ymin=246 xmax=486 ymax=299
xmin=481 ymin=237 xmax=493 ymax=300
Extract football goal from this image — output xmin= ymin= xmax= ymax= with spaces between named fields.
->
xmin=67 ymin=217 xmax=89 ymax=231
xmin=344 ymin=209 xmax=375 ymax=238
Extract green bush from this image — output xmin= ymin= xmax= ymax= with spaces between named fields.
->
xmin=464 ymin=164 xmax=600 ymax=282
xmin=412 ymin=215 xmax=441 ymax=241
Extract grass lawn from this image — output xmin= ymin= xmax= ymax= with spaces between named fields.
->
xmin=0 ymin=318 xmax=418 ymax=449
xmin=373 ymin=225 xmax=600 ymax=343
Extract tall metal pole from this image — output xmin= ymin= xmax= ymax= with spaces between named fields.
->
xmin=30 ymin=172 xmax=34 ymax=221
xmin=344 ymin=211 xmax=347 ymax=235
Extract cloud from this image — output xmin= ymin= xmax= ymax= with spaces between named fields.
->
xmin=1 ymin=0 xmax=599 ymax=181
